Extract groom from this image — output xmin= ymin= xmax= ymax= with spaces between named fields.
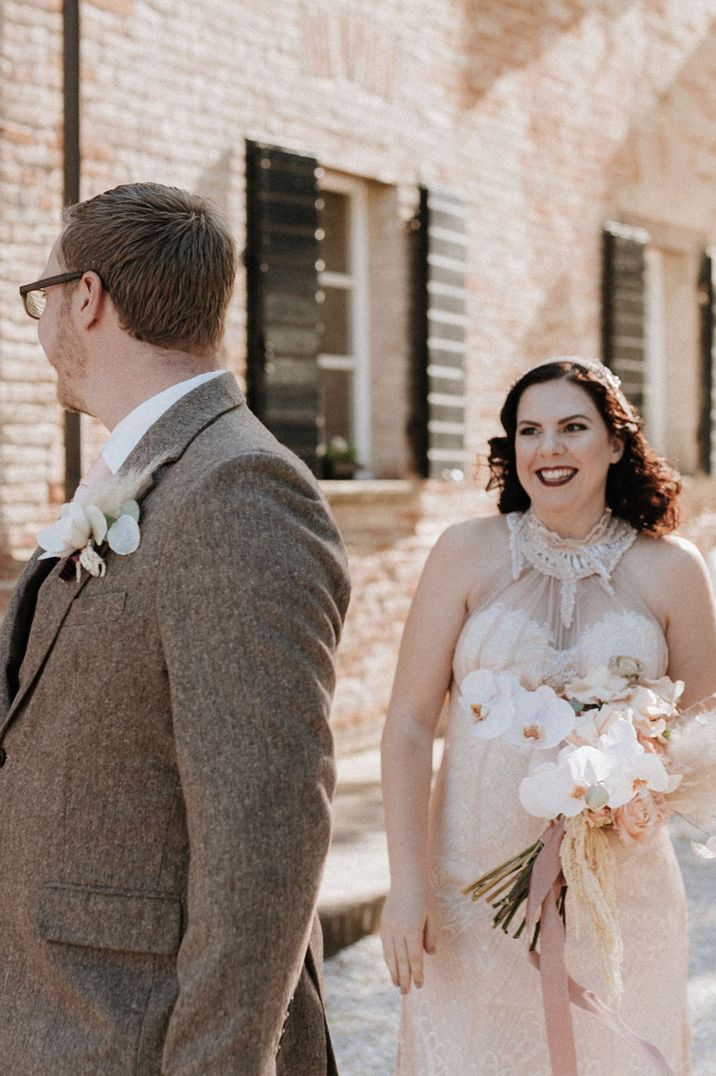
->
xmin=3 ymin=183 xmax=350 ymax=1073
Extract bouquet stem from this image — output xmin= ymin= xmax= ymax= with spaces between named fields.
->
xmin=463 ymin=836 xmax=567 ymax=949
xmin=461 ymin=840 xmax=541 ymax=901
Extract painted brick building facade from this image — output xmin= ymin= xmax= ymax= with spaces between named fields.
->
xmin=3 ymin=0 xmax=716 ymax=748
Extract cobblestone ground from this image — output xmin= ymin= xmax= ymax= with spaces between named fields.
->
xmin=324 ymin=829 xmax=716 ymax=1075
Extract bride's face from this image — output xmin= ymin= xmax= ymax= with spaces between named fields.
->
xmin=514 ymin=379 xmax=623 ymax=521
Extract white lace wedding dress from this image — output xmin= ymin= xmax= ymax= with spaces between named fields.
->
xmin=397 ymin=509 xmax=689 ymax=1075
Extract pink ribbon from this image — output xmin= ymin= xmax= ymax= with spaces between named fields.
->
xmin=525 ymin=819 xmax=675 ymax=1076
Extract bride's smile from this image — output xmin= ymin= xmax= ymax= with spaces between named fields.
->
xmin=535 ymin=466 xmax=577 ymax=486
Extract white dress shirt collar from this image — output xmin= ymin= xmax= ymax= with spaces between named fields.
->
xmin=101 ymin=370 xmax=223 ymax=474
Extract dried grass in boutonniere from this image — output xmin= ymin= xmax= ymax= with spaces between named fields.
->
xmin=37 ymin=461 xmax=159 ymax=582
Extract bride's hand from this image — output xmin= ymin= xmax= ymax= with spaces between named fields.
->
xmin=380 ymin=882 xmax=436 ymax=994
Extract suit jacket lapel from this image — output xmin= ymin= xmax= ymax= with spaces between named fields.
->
xmin=0 ymin=372 xmax=246 ymax=733
xmin=0 ymin=562 xmax=93 ymax=735
xmin=0 ymin=552 xmax=54 ymax=719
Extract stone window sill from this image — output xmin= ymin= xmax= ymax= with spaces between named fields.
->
xmin=319 ymin=478 xmax=419 ymax=507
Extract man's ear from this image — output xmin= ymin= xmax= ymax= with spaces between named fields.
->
xmin=75 ymin=271 xmax=105 ymax=329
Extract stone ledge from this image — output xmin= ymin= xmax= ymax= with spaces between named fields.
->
xmin=320 ymin=894 xmax=385 ymax=959
xmin=322 ymin=480 xmax=422 ymax=553
xmin=320 ymin=479 xmax=419 ymax=507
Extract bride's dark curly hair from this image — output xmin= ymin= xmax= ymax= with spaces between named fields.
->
xmin=486 ymin=359 xmax=681 ymax=535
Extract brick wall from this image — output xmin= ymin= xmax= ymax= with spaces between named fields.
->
xmin=0 ymin=0 xmax=65 ymax=567
xmin=4 ymin=1 xmax=716 ymax=748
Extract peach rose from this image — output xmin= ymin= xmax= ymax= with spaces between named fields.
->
xmin=613 ymin=792 xmax=667 ymax=844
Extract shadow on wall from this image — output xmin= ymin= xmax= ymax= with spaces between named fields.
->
xmin=487 ymin=10 xmax=716 ymax=376
xmin=459 ymin=0 xmax=630 ymax=109
xmin=606 ymin=15 xmax=716 ymax=218
xmin=518 ymin=271 xmax=580 ymax=364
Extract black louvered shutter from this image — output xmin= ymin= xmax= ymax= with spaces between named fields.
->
xmin=698 ymin=251 xmax=716 ymax=474
xmin=245 ymin=141 xmax=321 ymax=472
xmin=409 ymin=188 xmax=468 ymax=479
xmin=602 ymin=222 xmax=649 ymax=414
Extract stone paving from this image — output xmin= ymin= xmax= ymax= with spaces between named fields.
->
xmin=323 ymin=795 xmax=716 ymax=1075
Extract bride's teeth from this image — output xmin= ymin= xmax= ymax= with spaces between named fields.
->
xmin=537 ymin=468 xmax=575 ymax=483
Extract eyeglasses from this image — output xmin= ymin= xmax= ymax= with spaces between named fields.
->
xmin=19 ymin=271 xmax=85 ymax=319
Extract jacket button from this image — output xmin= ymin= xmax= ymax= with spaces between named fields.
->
xmin=0 ymin=748 xmax=7 ymax=767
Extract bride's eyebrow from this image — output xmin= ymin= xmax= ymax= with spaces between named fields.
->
xmin=517 ymin=413 xmax=592 ymax=426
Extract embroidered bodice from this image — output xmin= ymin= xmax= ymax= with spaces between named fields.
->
xmin=453 ymin=509 xmax=665 ymax=689
xmin=507 ymin=508 xmax=637 ymax=629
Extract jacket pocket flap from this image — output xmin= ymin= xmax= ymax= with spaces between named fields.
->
xmin=38 ymin=883 xmax=182 ymax=956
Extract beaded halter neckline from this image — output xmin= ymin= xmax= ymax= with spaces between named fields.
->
xmin=507 ymin=508 xmax=637 ymax=628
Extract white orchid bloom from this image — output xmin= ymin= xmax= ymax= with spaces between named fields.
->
xmin=459 ymin=669 xmax=520 ymax=739
xmin=519 ymin=744 xmax=612 ymax=819
xmin=644 ymin=675 xmax=684 ymax=710
xmin=37 ymin=501 xmax=106 ymax=560
xmin=599 ymin=717 xmax=642 ymax=757
xmin=627 ymin=685 xmax=669 ymax=717
xmin=597 ymin=719 xmax=675 ymax=806
xmin=571 ymin=707 xmax=602 ymax=745
xmin=503 ymin=684 xmax=575 ymax=751
xmin=626 ymin=684 xmax=682 ymax=738
xmin=565 ymin=665 xmax=630 ymax=705
xmin=573 ymin=701 xmax=633 ymax=744
xmin=107 ymin=514 xmax=141 ymax=556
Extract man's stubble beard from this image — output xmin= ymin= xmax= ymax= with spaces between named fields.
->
xmin=54 ymin=306 xmax=89 ymax=415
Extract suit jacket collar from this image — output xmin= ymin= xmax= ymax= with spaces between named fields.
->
xmin=117 ymin=370 xmax=245 ymax=486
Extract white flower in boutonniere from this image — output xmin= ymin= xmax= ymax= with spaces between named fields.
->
xmin=37 ymin=463 xmax=155 ymax=582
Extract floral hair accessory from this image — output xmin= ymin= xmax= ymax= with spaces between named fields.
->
xmin=519 ymin=356 xmax=641 ymax=427
xmin=37 ymin=462 xmax=157 ymax=582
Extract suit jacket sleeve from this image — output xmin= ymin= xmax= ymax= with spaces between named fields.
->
xmin=156 ymin=451 xmax=350 ymax=1074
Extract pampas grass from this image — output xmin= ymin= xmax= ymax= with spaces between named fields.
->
xmin=667 ymin=702 xmax=716 ymax=829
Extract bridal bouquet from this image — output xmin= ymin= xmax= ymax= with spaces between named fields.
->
xmin=460 ymin=656 xmax=716 ymax=998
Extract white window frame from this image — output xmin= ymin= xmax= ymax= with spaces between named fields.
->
xmin=644 ymin=246 xmax=666 ymax=455
xmin=318 ymin=174 xmax=371 ymax=474
xmin=643 ymin=234 xmax=703 ymax=472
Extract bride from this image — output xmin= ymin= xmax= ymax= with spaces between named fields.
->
xmin=380 ymin=358 xmax=716 ymax=1074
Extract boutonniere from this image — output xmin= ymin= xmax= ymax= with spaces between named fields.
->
xmin=37 ymin=462 xmax=157 ymax=582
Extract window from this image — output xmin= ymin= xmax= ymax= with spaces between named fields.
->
xmin=603 ymin=220 xmax=713 ymax=474
xmin=245 ymin=140 xmax=466 ymax=483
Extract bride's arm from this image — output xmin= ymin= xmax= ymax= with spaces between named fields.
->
xmin=380 ymin=522 xmax=478 ymax=995
xmin=660 ymin=537 xmax=716 ymax=707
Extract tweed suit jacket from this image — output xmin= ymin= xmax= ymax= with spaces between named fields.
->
xmin=0 ymin=373 xmax=350 ymax=1074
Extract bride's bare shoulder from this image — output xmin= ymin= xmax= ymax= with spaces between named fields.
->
xmin=429 ymin=513 xmax=512 ymax=587
xmin=630 ymin=531 xmax=711 ymax=607
xmin=632 ymin=531 xmax=706 ymax=570
xmin=436 ymin=512 xmax=510 ymax=555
